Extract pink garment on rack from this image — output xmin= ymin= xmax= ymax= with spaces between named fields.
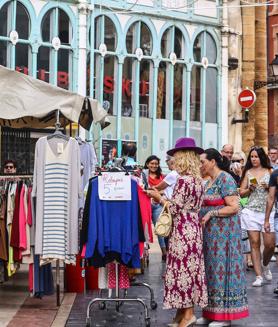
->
xmin=137 ymin=185 xmax=153 ymax=243
xmin=81 ymin=244 xmax=86 ymax=258
xmin=107 ymin=263 xmax=130 ymax=289
xmin=27 ymin=187 xmax=32 ymax=226
xmin=19 ymin=184 xmax=27 ymax=251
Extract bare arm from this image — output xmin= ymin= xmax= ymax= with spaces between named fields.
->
xmin=202 ymin=195 xmax=239 ymax=226
xmin=265 ymin=186 xmax=276 ymax=222
xmin=215 ymin=195 xmax=239 ymax=217
xmin=154 ymin=180 xmax=169 ymax=192
xmin=239 ymin=174 xmax=252 ymax=197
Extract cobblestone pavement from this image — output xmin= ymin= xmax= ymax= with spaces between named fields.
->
xmin=66 ymin=252 xmax=278 ymax=327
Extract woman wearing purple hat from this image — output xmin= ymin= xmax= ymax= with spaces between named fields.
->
xmin=146 ymin=137 xmax=208 ymax=327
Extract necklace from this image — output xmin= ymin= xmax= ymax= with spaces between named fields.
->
xmin=206 ymin=170 xmax=221 ymax=190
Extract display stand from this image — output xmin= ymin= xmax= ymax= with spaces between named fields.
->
xmin=85 ymin=170 xmax=157 ymax=326
xmin=56 ymin=260 xmax=64 ymax=306
xmin=0 ymin=174 xmax=64 ymax=307
xmin=86 ymin=262 xmax=155 ymax=327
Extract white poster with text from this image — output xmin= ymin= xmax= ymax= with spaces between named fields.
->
xmin=98 ymin=172 xmax=131 ymax=201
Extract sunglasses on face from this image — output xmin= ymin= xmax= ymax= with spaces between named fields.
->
xmin=5 ymin=165 xmax=14 ymax=169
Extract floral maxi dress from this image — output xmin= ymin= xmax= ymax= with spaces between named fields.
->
xmin=200 ymin=172 xmax=249 ymax=321
xmin=164 ymin=175 xmax=208 ymax=309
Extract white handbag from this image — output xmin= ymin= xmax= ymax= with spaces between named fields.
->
xmin=154 ymin=202 xmax=172 ymax=237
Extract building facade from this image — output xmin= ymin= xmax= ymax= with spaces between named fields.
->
xmin=268 ymin=1 xmax=278 ymax=148
xmin=0 ymin=0 xmax=224 ymax=166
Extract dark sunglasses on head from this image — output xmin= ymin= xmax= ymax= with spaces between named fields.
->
xmin=251 ymin=146 xmax=262 ymax=151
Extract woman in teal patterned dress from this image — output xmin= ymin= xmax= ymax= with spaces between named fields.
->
xmin=197 ymin=148 xmax=249 ymax=327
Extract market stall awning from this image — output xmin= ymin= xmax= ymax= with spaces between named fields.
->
xmin=0 ymin=65 xmax=109 ymax=130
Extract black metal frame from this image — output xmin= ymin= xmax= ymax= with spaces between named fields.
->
xmin=231 ymin=109 xmax=249 ymax=124
xmin=254 ymin=77 xmax=278 ymax=90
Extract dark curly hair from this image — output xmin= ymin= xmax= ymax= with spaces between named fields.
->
xmin=241 ymin=146 xmax=271 ymax=180
xmin=144 ymin=155 xmax=162 ymax=178
xmin=204 ymin=148 xmax=230 ymax=173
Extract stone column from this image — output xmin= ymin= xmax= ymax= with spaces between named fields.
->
xmin=241 ymin=0 xmax=255 ymax=153
xmin=227 ymin=0 xmax=242 ymax=151
xmin=254 ymin=7 xmax=268 ymax=149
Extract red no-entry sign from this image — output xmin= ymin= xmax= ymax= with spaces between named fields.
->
xmin=238 ymin=89 xmax=256 ymax=108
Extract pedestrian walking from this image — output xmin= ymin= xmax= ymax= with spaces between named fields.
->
xmin=197 ymin=148 xmax=249 ymax=327
xmin=264 ymin=168 xmax=278 ymax=293
xmin=146 ymin=137 xmax=208 ymax=327
xmin=268 ymin=147 xmax=278 ymax=169
xmin=221 ymin=144 xmax=241 ymax=184
xmin=240 ymin=146 xmax=275 ymax=287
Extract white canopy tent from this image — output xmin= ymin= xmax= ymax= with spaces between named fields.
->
xmin=0 ymin=65 xmax=109 ymax=130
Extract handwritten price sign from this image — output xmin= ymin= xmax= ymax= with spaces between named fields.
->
xmin=98 ymin=172 xmax=131 ymax=201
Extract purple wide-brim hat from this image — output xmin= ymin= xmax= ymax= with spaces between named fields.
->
xmin=167 ymin=137 xmax=204 ymax=156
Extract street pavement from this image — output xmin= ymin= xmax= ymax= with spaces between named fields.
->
xmin=66 ymin=249 xmax=278 ymax=327
xmin=2 ymin=245 xmax=278 ymax=327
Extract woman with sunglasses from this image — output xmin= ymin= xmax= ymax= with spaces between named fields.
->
xmin=240 ymin=146 xmax=275 ymax=287
xmin=230 ymin=152 xmax=245 ymax=181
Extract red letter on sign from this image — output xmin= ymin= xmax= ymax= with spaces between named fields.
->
xmin=104 ymin=76 xmax=114 ymax=93
xmin=58 ymin=71 xmax=68 ymax=88
xmin=122 ymin=79 xmax=131 ymax=97
xmin=140 ymin=80 xmax=149 ymax=97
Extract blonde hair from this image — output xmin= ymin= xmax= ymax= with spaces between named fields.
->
xmin=232 ymin=151 xmax=246 ymax=165
xmin=173 ymin=150 xmax=201 ymax=178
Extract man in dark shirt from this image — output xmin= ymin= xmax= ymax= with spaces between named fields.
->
xmin=264 ymin=169 xmax=278 ymax=294
xmin=221 ymin=144 xmax=241 ymax=185
xmin=3 ymin=160 xmax=17 ymax=174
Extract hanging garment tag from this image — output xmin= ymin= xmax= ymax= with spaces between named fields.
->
xmin=98 ymin=172 xmax=131 ymax=201
xmin=57 ymin=143 xmax=64 ymax=154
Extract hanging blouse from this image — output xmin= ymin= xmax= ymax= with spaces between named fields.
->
xmin=32 ymin=136 xmax=81 ymax=264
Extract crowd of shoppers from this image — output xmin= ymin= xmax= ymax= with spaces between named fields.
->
xmin=143 ymin=138 xmax=277 ymax=327
xmin=145 ymin=138 xmax=252 ymax=327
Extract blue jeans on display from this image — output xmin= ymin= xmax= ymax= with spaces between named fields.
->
xmin=151 ymin=203 xmax=166 ymax=249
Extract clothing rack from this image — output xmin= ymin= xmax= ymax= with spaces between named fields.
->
xmin=86 ymin=262 xmax=152 ymax=327
xmin=0 ymin=174 xmax=33 ymax=179
xmin=85 ymin=170 xmax=157 ymax=327
xmin=0 ymin=173 xmax=63 ymax=307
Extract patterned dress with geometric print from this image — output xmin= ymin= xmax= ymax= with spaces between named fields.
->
xmin=164 ymin=175 xmax=208 ymax=309
xmin=200 ymin=171 xmax=249 ymax=321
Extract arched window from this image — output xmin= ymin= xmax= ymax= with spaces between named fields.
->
xmin=191 ymin=31 xmax=218 ymax=147
xmin=89 ymin=15 xmax=118 ymax=145
xmin=158 ymin=26 xmax=186 ymax=145
xmin=0 ymin=1 xmax=31 ymax=73
xmin=124 ymin=21 xmax=152 ymax=120
xmin=124 ymin=21 xmax=153 ymax=160
xmin=38 ymin=8 xmax=73 ymax=90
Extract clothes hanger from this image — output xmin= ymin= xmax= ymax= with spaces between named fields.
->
xmin=47 ymin=110 xmax=69 ymax=140
xmin=75 ymin=136 xmax=85 ymax=145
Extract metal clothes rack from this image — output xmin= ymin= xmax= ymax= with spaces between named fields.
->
xmin=0 ymin=174 xmax=33 ymax=179
xmin=0 ymin=173 xmax=64 ymax=307
xmin=86 ymin=262 xmax=155 ymax=327
xmin=85 ymin=169 xmax=157 ymax=327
